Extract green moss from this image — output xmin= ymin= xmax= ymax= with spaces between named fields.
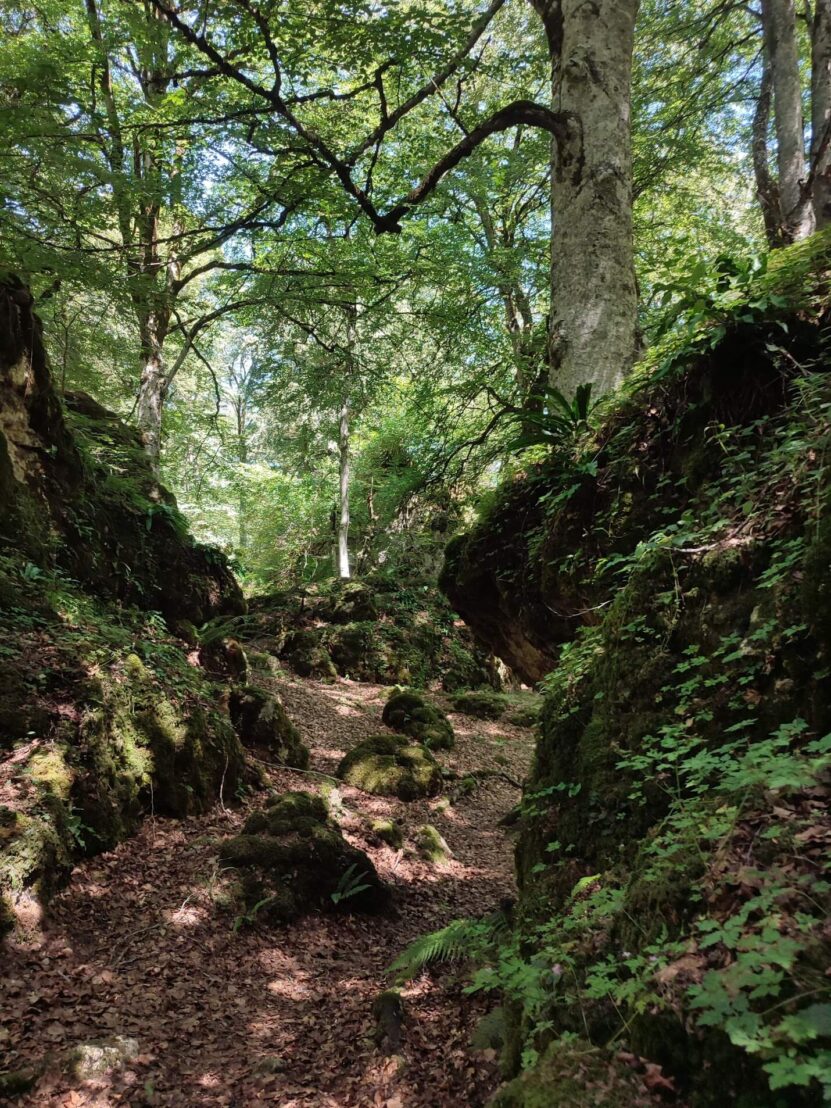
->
xmin=0 ymin=1067 xmax=41 ymax=1096
xmin=415 ymin=823 xmax=451 ymax=864
xmin=243 ymin=790 xmax=329 ymax=835
xmin=219 ymin=790 xmax=388 ymax=920
xmin=492 ymin=1042 xmax=648 ymax=1107
xmin=382 ymin=690 xmax=455 ymax=751
xmin=229 ymin=685 xmax=309 ymax=768
xmin=371 ymin=818 xmax=404 ymax=849
xmin=27 ymin=748 xmax=73 ymax=799
xmin=0 ymin=806 xmax=72 ymax=907
xmin=337 ymin=734 xmax=443 ymax=800
xmin=451 ymin=691 xmax=508 ymax=719
xmin=372 ymin=988 xmax=405 ymax=1050
xmin=507 ymin=705 xmax=540 ymax=728
xmin=284 ymin=630 xmax=337 ymax=680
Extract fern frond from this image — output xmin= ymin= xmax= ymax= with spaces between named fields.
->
xmin=387 ymin=918 xmax=487 ymax=982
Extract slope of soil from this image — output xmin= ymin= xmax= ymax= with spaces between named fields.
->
xmin=1 ymin=677 xmax=537 ymax=1107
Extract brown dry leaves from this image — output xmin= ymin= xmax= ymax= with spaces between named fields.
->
xmin=2 ymin=677 xmax=536 ymax=1107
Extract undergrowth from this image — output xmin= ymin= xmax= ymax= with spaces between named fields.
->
xmin=426 ymin=233 xmax=831 ymax=1105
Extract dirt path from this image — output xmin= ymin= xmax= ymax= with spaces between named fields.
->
xmin=2 ymin=678 xmax=536 ymax=1107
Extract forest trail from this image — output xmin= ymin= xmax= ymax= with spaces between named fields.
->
xmin=3 ymin=678 xmax=535 ymax=1108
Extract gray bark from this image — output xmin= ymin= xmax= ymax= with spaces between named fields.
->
xmin=752 ymin=49 xmax=785 ymax=246
xmin=534 ymin=0 xmax=640 ymax=399
xmin=136 ymin=322 xmax=167 ymax=475
xmin=337 ymin=400 xmax=351 ymax=580
xmin=762 ymin=0 xmax=815 ymax=240
xmin=812 ymin=0 xmax=831 ymax=226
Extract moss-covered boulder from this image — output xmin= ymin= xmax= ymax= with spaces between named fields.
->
xmin=325 ymin=624 xmax=378 ymax=680
xmin=321 ymin=580 xmax=378 ymax=624
xmin=382 ymin=690 xmax=455 ymax=751
xmin=229 ymin=685 xmax=309 ymax=768
xmin=337 ymin=735 xmax=443 ymax=800
xmin=506 ymin=704 xmax=540 ymax=728
xmin=219 ymin=790 xmax=389 ymax=921
xmin=450 ymin=690 xmax=508 ymax=720
xmin=241 ymin=576 xmax=505 ymax=689
xmin=415 ymin=823 xmax=451 ymax=864
xmin=492 ymin=1041 xmax=653 ymax=1107
xmin=283 ymin=630 xmax=337 ymax=680
xmin=371 ymin=817 xmax=404 ymax=849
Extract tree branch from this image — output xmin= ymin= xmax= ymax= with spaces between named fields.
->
xmin=348 ymin=0 xmax=509 ymax=160
xmin=383 ymin=101 xmax=579 ymax=230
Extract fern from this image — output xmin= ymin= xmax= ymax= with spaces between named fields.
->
xmin=388 ymin=911 xmax=509 ymax=982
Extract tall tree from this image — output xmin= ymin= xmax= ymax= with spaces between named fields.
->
xmin=148 ymin=0 xmax=640 ymax=397
xmin=752 ymin=0 xmax=831 ymax=241
xmin=761 ymin=0 xmax=815 ymax=240
xmin=812 ymin=0 xmax=831 ymax=227
xmin=531 ymin=0 xmax=640 ymax=396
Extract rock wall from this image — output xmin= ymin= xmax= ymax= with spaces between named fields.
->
xmin=0 ymin=278 xmax=246 ymax=936
xmin=440 ymin=235 xmax=831 ymax=1106
xmin=0 ymin=276 xmax=244 ymax=625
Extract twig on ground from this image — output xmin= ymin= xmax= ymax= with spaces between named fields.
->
xmin=252 ymin=755 xmax=341 ymax=785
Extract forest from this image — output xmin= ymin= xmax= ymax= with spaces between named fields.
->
xmin=1 ymin=0 xmax=831 ymax=1104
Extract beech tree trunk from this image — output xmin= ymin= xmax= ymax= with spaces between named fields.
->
xmin=813 ymin=0 xmax=831 ymax=227
xmin=337 ymin=400 xmax=351 ymax=580
xmin=752 ymin=49 xmax=784 ymax=246
xmin=533 ymin=0 xmax=640 ymax=399
xmin=762 ymin=0 xmax=815 ymax=240
xmin=136 ymin=319 xmax=168 ymax=476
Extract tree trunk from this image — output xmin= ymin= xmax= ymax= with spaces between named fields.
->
xmin=235 ymin=394 xmax=248 ymax=552
xmin=812 ymin=0 xmax=831 ymax=227
xmin=136 ymin=322 xmax=167 ymax=477
xmin=337 ymin=400 xmax=351 ymax=580
xmin=752 ymin=48 xmax=785 ymax=246
xmin=762 ymin=0 xmax=815 ymax=240
xmin=534 ymin=0 xmax=640 ymax=399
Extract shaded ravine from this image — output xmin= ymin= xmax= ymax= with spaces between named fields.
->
xmin=2 ymin=677 xmax=535 ymax=1107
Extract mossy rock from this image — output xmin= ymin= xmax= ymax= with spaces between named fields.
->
xmin=199 ymin=635 xmax=250 ymax=682
xmin=451 ymin=690 xmax=508 ymax=720
xmin=0 ymin=1067 xmax=40 ymax=1096
xmin=371 ymin=818 xmax=404 ymax=849
xmin=0 ymin=806 xmax=73 ymax=911
xmin=284 ymin=630 xmax=337 ymax=680
xmin=241 ymin=790 xmax=329 ymax=835
xmin=492 ymin=1040 xmax=650 ymax=1107
xmin=506 ymin=705 xmax=540 ymax=728
xmin=219 ymin=790 xmax=389 ymax=921
xmin=229 ymin=685 xmax=309 ymax=768
xmin=382 ymin=690 xmax=455 ymax=751
xmin=68 ymin=1036 xmax=139 ymax=1081
xmin=337 ymin=735 xmax=443 ymax=800
xmin=415 ymin=823 xmax=451 ymax=864
xmin=326 ymin=624 xmax=378 ymax=680
xmin=471 ymin=1006 xmax=507 ymax=1052
xmin=323 ymin=581 xmax=378 ymax=624
xmin=373 ymin=988 xmax=405 ymax=1053
xmin=0 ymin=891 xmax=14 ymax=936
xmin=27 ymin=748 xmax=73 ymax=800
